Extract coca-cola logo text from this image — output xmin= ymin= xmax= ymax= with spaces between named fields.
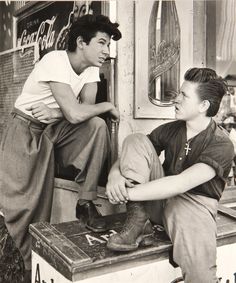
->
xmin=18 ymin=16 xmax=56 ymax=51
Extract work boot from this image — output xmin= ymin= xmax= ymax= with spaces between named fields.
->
xmin=76 ymin=201 xmax=107 ymax=233
xmin=107 ymin=202 xmax=153 ymax=251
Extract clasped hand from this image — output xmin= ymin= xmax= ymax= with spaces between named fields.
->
xmin=26 ymin=103 xmax=61 ymax=124
xmin=109 ymin=106 xmax=120 ymax=123
xmin=106 ymin=173 xmax=134 ymax=204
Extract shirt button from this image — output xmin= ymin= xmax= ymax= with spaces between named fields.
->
xmin=179 ymin=157 xmax=182 ymax=160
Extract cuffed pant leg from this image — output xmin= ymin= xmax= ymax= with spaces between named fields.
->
xmin=163 ymin=194 xmax=218 ymax=283
xmin=120 ymin=133 xmax=165 ymax=224
xmin=55 ymin=117 xmax=110 ymax=200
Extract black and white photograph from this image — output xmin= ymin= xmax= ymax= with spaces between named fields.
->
xmin=0 ymin=1 xmax=236 ymax=282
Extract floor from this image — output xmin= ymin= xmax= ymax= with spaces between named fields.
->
xmin=0 ymin=216 xmax=25 ymax=283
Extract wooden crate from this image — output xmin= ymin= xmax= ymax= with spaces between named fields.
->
xmin=30 ymin=209 xmax=236 ymax=283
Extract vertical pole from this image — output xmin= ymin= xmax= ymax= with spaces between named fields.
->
xmin=109 ymin=58 xmax=119 ymax=167
xmin=193 ymin=0 xmax=207 ymax=67
xmin=108 ymin=1 xmax=119 ymax=167
xmin=206 ymin=0 xmax=216 ymax=69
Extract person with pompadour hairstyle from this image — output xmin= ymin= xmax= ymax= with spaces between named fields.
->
xmin=0 ymin=14 xmax=121 ymax=282
xmin=106 ymin=68 xmax=234 ymax=283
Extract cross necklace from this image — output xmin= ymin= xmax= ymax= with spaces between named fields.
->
xmin=184 ymin=141 xmax=191 ymax=156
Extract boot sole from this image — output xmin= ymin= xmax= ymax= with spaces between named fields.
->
xmin=107 ymin=234 xmax=153 ymax=252
xmin=107 ymin=242 xmax=138 ymax=251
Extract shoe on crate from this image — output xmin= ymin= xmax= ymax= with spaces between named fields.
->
xmin=107 ymin=201 xmax=154 ymax=251
xmin=76 ymin=201 xmax=107 ymax=233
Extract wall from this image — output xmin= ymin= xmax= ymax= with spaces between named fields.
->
xmin=0 ymin=0 xmax=210 ymax=152
xmin=0 ymin=2 xmax=14 ymax=52
xmin=115 ymin=0 xmax=194 ymax=150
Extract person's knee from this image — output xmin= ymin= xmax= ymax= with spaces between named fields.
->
xmin=122 ymin=133 xmax=148 ymax=159
xmin=123 ymin=133 xmax=147 ymax=146
xmin=88 ymin=117 xmax=107 ymax=132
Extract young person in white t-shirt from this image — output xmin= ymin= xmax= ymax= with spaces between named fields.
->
xmin=0 ymin=14 xmax=121 ymax=281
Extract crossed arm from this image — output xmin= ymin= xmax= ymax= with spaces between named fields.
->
xmin=27 ymin=82 xmax=119 ymax=124
xmin=106 ymin=159 xmax=216 ymax=203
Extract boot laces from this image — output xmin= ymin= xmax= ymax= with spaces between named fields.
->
xmin=120 ymin=203 xmax=147 ymax=234
xmin=120 ymin=209 xmax=136 ymax=234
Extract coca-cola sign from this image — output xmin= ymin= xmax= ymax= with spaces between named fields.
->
xmin=19 ymin=16 xmax=57 ymax=52
xmin=16 ymin=1 xmax=96 ymax=58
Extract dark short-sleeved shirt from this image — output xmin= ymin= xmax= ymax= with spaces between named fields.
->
xmin=147 ymin=119 xmax=234 ymax=201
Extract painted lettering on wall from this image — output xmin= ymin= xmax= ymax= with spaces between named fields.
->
xmin=18 ymin=17 xmax=56 ymax=52
xmin=218 ymin=273 xmax=236 ymax=283
xmin=16 ymin=2 xmax=98 ymax=57
xmin=34 ymin=262 xmax=236 ymax=283
xmin=16 ymin=2 xmax=75 ymax=57
xmin=34 ymin=263 xmax=54 ymax=283
xmin=170 ymin=273 xmax=236 ymax=283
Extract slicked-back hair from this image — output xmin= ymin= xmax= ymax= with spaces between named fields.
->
xmin=67 ymin=14 xmax=122 ymax=52
xmin=184 ymin=68 xmax=228 ymax=117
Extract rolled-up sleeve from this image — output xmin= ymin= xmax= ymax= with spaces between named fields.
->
xmin=196 ymin=138 xmax=234 ymax=179
xmin=148 ymin=124 xmax=166 ymax=155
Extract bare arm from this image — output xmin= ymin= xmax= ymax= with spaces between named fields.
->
xmin=127 ymin=163 xmax=216 ymax=201
xmin=80 ymin=83 xmax=120 ymax=122
xmin=49 ymin=81 xmax=119 ymax=123
xmin=80 ymin=82 xmax=97 ymax=104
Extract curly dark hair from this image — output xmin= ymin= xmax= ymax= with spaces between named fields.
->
xmin=184 ymin=68 xmax=228 ymax=117
xmin=67 ymin=14 xmax=122 ymax=52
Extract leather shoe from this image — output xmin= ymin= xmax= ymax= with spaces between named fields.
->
xmin=76 ymin=201 xmax=107 ymax=233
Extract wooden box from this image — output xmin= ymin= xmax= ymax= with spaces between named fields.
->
xmin=30 ymin=208 xmax=236 ymax=283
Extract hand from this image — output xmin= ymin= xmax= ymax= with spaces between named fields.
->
xmin=26 ymin=103 xmax=62 ymax=124
xmin=106 ymin=173 xmax=134 ymax=204
xmin=109 ymin=106 xmax=120 ymax=122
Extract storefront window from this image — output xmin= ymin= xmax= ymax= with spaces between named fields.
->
xmin=214 ymin=0 xmax=236 ymax=128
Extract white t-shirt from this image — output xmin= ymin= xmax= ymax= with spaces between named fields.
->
xmin=15 ymin=50 xmax=100 ymax=116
